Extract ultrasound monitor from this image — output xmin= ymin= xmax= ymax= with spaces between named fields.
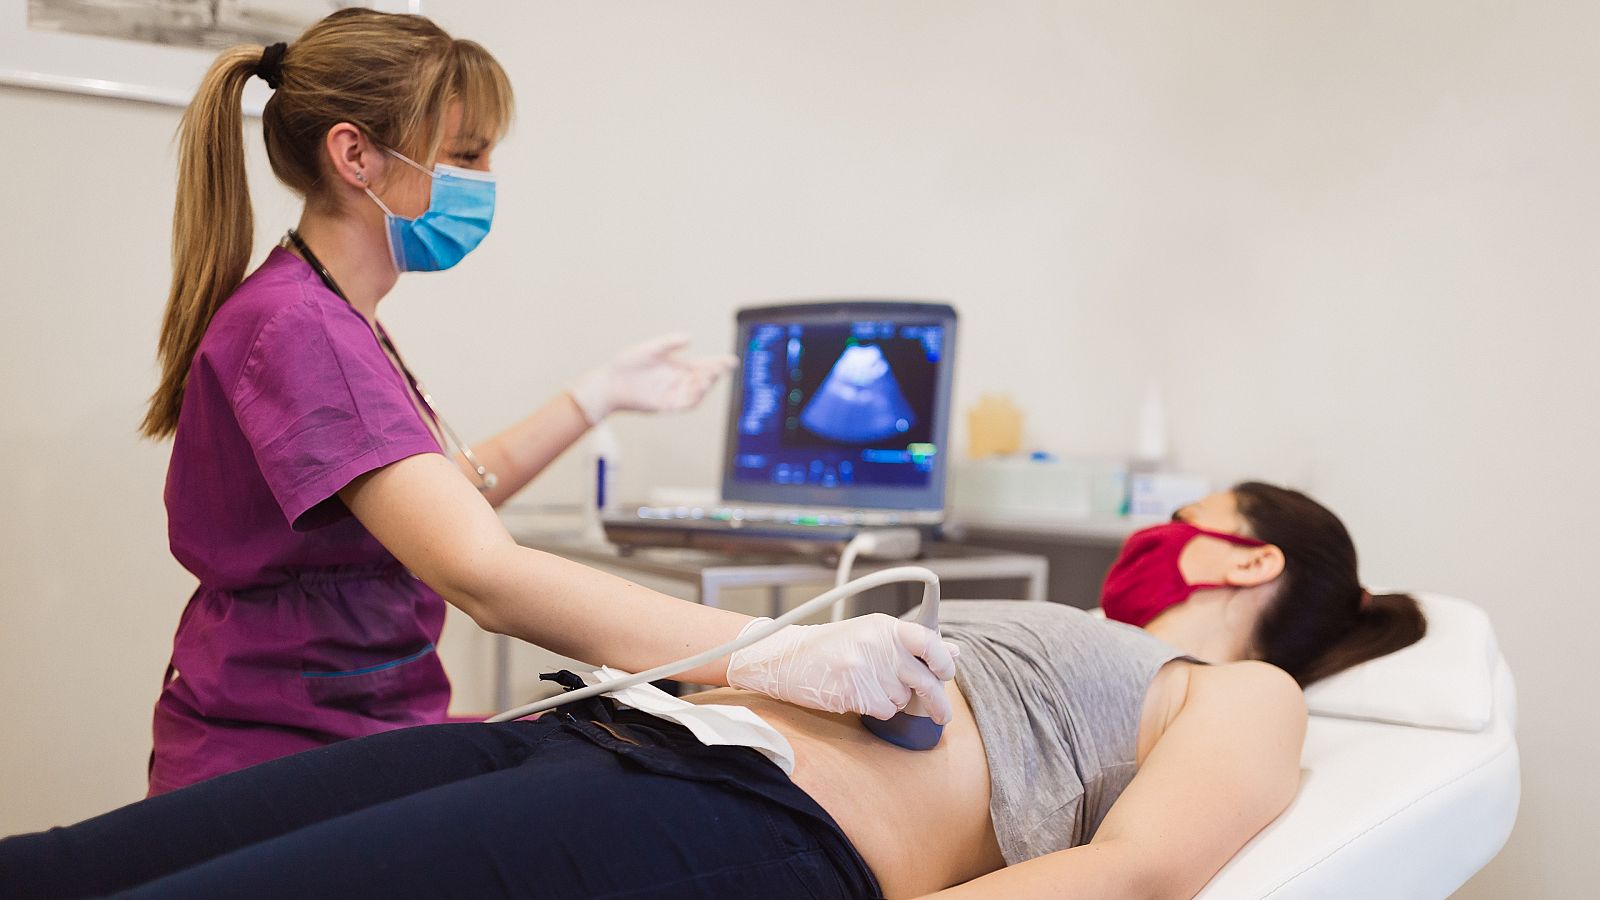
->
xmin=722 ymin=301 xmax=957 ymax=513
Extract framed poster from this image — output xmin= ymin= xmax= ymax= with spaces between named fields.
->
xmin=1 ymin=0 xmax=422 ymax=115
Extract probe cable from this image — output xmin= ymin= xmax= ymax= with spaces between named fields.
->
xmin=487 ymin=565 xmax=940 ymax=723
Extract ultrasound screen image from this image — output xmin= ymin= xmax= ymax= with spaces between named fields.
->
xmin=800 ymin=344 xmax=917 ymax=442
xmin=734 ymin=319 xmax=944 ymax=489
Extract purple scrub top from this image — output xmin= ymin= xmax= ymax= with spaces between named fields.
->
xmin=150 ymin=247 xmax=452 ymax=796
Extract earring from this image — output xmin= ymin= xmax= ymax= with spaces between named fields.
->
xmin=355 ymin=171 xmax=368 ymax=184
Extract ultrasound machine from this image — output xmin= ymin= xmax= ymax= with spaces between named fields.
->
xmin=602 ymin=300 xmax=957 ymax=555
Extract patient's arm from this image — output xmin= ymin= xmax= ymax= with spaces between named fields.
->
xmin=924 ymin=661 xmax=1306 ymax=900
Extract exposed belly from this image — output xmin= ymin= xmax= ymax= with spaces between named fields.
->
xmin=687 ymin=681 xmax=1004 ymax=897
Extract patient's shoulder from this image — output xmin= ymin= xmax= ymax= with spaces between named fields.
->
xmin=1137 ymin=658 xmax=1292 ymax=735
xmin=1196 ymin=659 xmax=1302 ymax=697
xmin=1190 ymin=658 xmax=1304 ymax=709
xmin=1139 ymin=660 xmax=1304 ymax=765
xmin=1186 ymin=661 xmax=1307 ymax=738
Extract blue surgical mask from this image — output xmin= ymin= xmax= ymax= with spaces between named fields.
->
xmin=364 ymin=148 xmax=496 ymax=273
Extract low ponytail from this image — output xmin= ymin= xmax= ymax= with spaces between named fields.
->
xmin=1295 ymin=591 xmax=1427 ymax=686
xmin=1233 ymin=482 xmax=1427 ymax=687
xmin=140 ymin=45 xmax=262 ymax=438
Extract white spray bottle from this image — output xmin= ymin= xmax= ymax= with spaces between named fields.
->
xmin=1122 ymin=380 xmax=1167 ymax=515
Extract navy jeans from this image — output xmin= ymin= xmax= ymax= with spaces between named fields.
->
xmin=0 ymin=674 xmax=883 ymax=899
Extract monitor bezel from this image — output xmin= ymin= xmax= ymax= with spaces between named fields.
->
xmin=721 ymin=300 xmax=958 ymax=512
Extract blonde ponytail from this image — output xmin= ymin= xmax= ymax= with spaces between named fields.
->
xmin=141 ymin=9 xmax=514 ymax=440
xmin=141 ymin=45 xmax=261 ymax=438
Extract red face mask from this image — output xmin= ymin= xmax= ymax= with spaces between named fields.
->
xmin=1101 ymin=521 xmax=1268 ymax=627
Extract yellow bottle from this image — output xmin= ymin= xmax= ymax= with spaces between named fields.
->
xmin=967 ymin=394 xmax=1023 ymax=459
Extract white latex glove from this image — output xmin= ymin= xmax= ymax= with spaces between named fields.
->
xmin=726 ymin=614 xmax=961 ymax=724
xmin=568 ymin=333 xmax=738 ymax=426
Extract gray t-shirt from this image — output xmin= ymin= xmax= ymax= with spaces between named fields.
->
xmin=937 ymin=600 xmax=1187 ymax=864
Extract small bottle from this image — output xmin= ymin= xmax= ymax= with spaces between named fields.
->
xmin=583 ymin=424 xmax=621 ymax=543
xmin=1122 ymin=381 xmax=1167 ymax=516
xmin=590 ymin=423 xmax=621 ymax=515
xmin=1133 ymin=380 xmax=1167 ymax=467
xmin=967 ymin=394 xmax=1023 ymax=459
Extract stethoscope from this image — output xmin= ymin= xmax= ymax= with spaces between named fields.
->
xmin=283 ymin=229 xmax=498 ymax=492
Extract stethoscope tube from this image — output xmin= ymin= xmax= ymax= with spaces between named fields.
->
xmin=283 ymin=229 xmax=497 ymax=492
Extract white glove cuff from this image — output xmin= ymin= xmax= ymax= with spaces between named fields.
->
xmin=736 ymin=616 xmax=774 ymax=640
xmin=567 ymin=372 xmax=611 ymax=426
xmin=725 ymin=617 xmax=776 ymax=685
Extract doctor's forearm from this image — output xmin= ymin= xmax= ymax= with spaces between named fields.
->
xmin=466 ymin=543 xmax=750 ymax=686
xmin=344 ymin=453 xmax=749 ymax=685
xmin=463 ymin=393 xmax=590 ymax=506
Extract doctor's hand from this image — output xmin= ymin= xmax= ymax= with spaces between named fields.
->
xmin=725 ymin=614 xmax=960 ymax=724
xmin=568 ymin=333 xmax=737 ymax=426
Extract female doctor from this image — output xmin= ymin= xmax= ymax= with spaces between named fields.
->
xmin=140 ymin=8 xmax=955 ymax=796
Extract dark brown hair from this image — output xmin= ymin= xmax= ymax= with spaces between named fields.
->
xmin=1233 ymin=481 xmax=1426 ymax=686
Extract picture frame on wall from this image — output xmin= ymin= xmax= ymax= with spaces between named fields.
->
xmin=0 ymin=0 xmax=422 ymax=116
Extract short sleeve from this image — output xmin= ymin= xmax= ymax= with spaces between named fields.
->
xmin=231 ymin=291 xmax=443 ymax=531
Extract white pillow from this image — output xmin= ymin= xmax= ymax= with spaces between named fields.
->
xmin=1301 ymin=593 xmax=1499 ymax=732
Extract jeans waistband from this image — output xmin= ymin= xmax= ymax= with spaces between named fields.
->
xmin=541 ymin=671 xmax=885 ymax=898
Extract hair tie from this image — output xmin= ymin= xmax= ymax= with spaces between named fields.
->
xmin=1358 ymin=589 xmax=1374 ymax=611
xmin=256 ymin=42 xmax=288 ymax=90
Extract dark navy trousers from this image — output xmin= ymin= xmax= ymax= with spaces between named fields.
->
xmin=0 ymin=674 xmax=883 ymax=899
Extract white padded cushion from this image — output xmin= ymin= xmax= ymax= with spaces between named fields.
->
xmin=1196 ymin=652 xmax=1519 ymax=899
xmin=1302 ymin=593 xmax=1497 ymax=731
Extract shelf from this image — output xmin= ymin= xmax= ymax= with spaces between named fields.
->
xmin=944 ymin=513 xmax=1157 ymax=546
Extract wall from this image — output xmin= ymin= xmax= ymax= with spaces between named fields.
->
xmin=2 ymin=2 xmax=1594 ymax=894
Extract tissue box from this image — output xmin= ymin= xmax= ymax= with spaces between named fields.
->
xmin=1126 ymin=472 xmax=1210 ymax=518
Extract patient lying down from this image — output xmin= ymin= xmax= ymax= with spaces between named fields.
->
xmin=0 ymin=483 xmax=1423 ymax=899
